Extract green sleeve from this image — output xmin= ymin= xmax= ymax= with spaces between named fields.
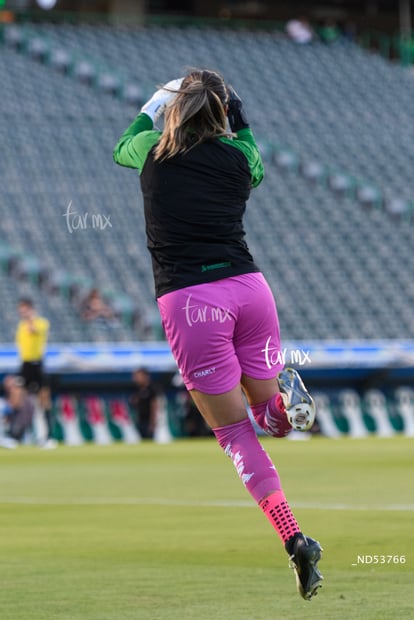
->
xmin=113 ymin=113 xmax=161 ymax=173
xmin=219 ymin=128 xmax=264 ymax=188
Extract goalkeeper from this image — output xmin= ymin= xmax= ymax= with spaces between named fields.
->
xmin=113 ymin=69 xmax=323 ymax=600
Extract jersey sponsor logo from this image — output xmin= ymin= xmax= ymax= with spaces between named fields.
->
xmin=183 ymin=294 xmax=232 ymax=327
xmin=201 ymin=261 xmax=231 ymax=272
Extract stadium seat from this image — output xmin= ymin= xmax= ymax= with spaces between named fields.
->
xmin=394 ymin=387 xmax=414 ymax=437
xmin=364 ymin=390 xmax=395 ymax=437
xmin=108 ymin=399 xmax=141 ymax=443
xmin=48 ymin=47 xmax=73 ymax=73
xmin=26 ymin=36 xmax=50 ymax=63
xmin=313 ymin=393 xmax=342 ymax=438
xmin=83 ymin=396 xmax=113 ymax=445
xmin=337 ymin=390 xmax=369 ymax=438
xmin=54 ymin=395 xmax=84 ymax=446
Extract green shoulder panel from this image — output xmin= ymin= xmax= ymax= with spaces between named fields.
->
xmin=113 ymin=113 xmax=161 ymax=173
xmin=219 ymin=128 xmax=264 ymax=188
xmin=114 ymin=115 xmax=264 ymax=185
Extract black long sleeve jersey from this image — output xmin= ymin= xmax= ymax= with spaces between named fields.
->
xmin=113 ymin=113 xmax=264 ymax=298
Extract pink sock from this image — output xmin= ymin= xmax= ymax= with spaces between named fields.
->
xmin=250 ymin=394 xmax=291 ymax=438
xmin=213 ymin=418 xmax=300 ymax=544
xmin=213 ymin=418 xmax=281 ymax=503
xmin=259 ymin=490 xmax=300 ymax=544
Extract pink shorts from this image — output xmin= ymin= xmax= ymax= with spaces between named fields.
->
xmin=157 ymin=273 xmax=283 ymax=394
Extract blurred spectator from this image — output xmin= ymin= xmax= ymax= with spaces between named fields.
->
xmin=0 ymin=393 xmax=17 ymax=449
xmin=286 ymin=17 xmax=314 ymax=44
xmin=79 ymin=288 xmax=116 ymax=322
xmin=2 ymin=375 xmax=34 ymax=442
xmin=340 ymin=21 xmax=357 ymax=42
xmin=129 ymin=368 xmax=161 ymax=439
xmin=318 ymin=19 xmax=341 ymax=44
xmin=171 ymin=372 xmax=211 ymax=437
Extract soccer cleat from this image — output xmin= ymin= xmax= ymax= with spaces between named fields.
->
xmin=277 ymin=367 xmax=316 ymax=431
xmin=286 ymin=533 xmax=323 ymax=600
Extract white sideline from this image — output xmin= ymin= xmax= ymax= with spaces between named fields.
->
xmin=0 ymin=496 xmax=413 ymax=511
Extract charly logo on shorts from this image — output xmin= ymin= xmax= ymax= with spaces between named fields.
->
xmin=183 ymin=294 xmax=232 ymax=327
xmin=262 ymin=336 xmax=311 ymax=369
xmin=194 ymin=367 xmax=216 ymax=378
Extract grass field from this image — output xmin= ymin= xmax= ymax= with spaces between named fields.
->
xmin=0 ymin=436 xmax=413 ymax=620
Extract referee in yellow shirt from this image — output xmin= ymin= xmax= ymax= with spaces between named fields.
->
xmin=16 ymin=297 xmax=49 ymax=393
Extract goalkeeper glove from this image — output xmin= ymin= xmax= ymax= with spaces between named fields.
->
xmin=141 ymin=77 xmax=183 ymax=123
xmin=226 ymin=85 xmax=249 ymax=132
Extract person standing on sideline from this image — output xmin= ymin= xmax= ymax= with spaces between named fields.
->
xmin=15 ymin=298 xmax=55 ymax=446
xmin=2 ymin=374 xmax=35 ymax=443
xmin=129 ymin=367 xmax=160 ymax=439
xmin=113 ymin=69 xmax=323 ymax=600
